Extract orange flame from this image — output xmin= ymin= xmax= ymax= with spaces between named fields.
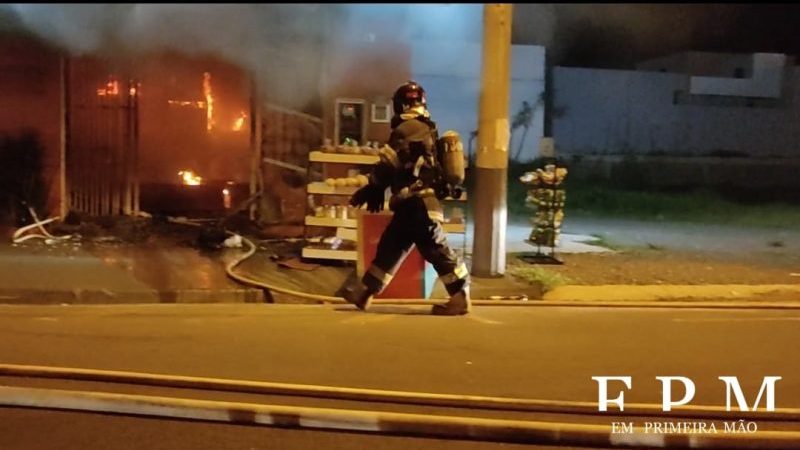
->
xmin=178 ymin=170 xmax=203 ymax=186
xmin=233 ymin=111 xmax=247 ymax=132
xmin=97 ymin=77 xmax=120 ymax=97
xmin=203 ymin=72 xmax=215 ymax=132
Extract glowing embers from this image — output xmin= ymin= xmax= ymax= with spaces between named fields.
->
xmin=167 ymin=100 xmax=206 ymax=108
xmin=222 ymin=181 xmax=235 ymax=209
xmin=178 ymin=170 xmax=203 ymax=186
xmin=97 ymin=77 xmax=120 ymax=97
xmin=232 ymin=111 xmax=247 ymax=132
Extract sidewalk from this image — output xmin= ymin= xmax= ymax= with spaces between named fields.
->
xmin=449 ymin=223 xmax=612 ymax=254
xmin=0 ymin=223 xmax=602 ymax=305
xmin=0 ymin=241 xmax=262 ymax=304
xmin=2 ymin=219 xmax=798 ymax=306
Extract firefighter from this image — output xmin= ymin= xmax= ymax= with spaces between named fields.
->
xmin=341 ymin=81 xmax=471 ymax=316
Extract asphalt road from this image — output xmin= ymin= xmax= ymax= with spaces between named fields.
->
xmin=0 ymin=303 xmax=797 ymax=448
xmin=0 ymin=407 xmax=609 ymax=450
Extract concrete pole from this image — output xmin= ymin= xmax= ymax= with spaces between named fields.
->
xmin=472 ymin=4 xmax=512 ymax=277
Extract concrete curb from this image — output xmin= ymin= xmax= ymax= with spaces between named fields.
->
xmin=364 ymin=300 xmax=800 ymax=310
xmin=2 ymin=290 xmax=800 ymax=309
xmin=0 ymin=288 xmax=264 ymax=304
xmin=544 ymin=284 xmax=800 ymax=302
xmin=0 ymin=385 xmax=798 ymax=448
xmin=517 ymin=300 xmax=800 ymax=310
xmin=1 ymin=284 xmax=799 ymax=309
xmin=270 ymin=298 xmax=800 ymax=310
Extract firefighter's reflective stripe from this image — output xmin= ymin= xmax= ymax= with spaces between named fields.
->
xmin=427 ymin=210 xmax=444 ymax=223
xmin=417 ymin=188 xmax=435 ymax=198
xmin=367 ymin=265 xmax=394 ymax=286
xmin=412 ymin=155 xmax=424 ymax=177
xmin=440 ymin=262 xmax=469 ymax=285
xmin=378 ymin=146 xmax=400 ymax=168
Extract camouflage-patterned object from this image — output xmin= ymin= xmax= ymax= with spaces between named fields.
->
xmin=519 ymin=164 xmax=567 ymax=247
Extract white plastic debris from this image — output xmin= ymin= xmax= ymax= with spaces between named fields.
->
xmin=224 ymin=234 xmax=243 ymax=248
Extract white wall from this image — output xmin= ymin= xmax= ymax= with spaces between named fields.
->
xmin=638 ymin=52 xmax=755 ymax=78
xmin=690 ymin=54 xmax=786 ymax=98
xmin=410 ymin=41 xmax=546 ymax=162
xmin=552 ymin=65 xmax=800 ymax=158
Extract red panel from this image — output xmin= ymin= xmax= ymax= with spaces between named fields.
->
xmin=361 ymin=212 xmax=426 ymax=299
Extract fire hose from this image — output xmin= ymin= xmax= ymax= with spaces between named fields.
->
xmin=222 ymin=229 xmax=533 ymax=305
xmin=9 ymin=204 xmax=528 ymax=305
xmin=225 ymin=232 xmax=347 ymax=304
xmin=11 ymin=207 xmax=73 ymax=245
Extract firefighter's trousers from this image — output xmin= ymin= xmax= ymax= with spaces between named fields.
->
xmin=362 ymin=197 xmax=469 ymax=297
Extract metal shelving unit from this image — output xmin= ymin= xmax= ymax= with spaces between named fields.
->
xmin=303 ymin=151 xmax=377 ymax=261
xmin=303 ymin=150 xmax=468 ymax=261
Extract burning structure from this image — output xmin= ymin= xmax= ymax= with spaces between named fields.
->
xmin=0 ymin=5 xmax=332 ymax=228
xmin=0 ymin=4 xmax=480 ymax=231
xmin=0 ymin=37 xmax=321 ymax=224
xmin=135 ymin=53 xmax=252 ymax=218
xmin=61 ymin=52 xmax=256 ymax=219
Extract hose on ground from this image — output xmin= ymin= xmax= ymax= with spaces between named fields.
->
xmin=225 ymin=232 xmax=346 ymax=304
xmin=164 ymin=215 xmax=533 ymax=305
xmin=11 ymin=208 xmax=73 ymax=245
xmin=162 ymin=215 xmax=345 ymax=304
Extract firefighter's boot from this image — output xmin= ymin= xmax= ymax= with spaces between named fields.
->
xmin=431 ymin=289 xmax=471 ymax=316
xmin=341 ymin=280 xmax=374 ymax=311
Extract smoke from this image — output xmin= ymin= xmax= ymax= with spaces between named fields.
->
xmin=7 ymin=4 xmax=332 ymax=110
xmin=512 ymin=4 xmax=558 ymax=50
xmin=514 ymin=4 xmax=747 ymax=67
xmin=336 ymin=4 xmax=483 ymax=43
xmin=3 ymin=4 xmax=767 ymax=109
xmin=4 ymin=4 xmax=488 ymax=111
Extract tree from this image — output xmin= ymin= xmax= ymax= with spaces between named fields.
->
xmin=510 ymin=95 xmax=545 ymax=162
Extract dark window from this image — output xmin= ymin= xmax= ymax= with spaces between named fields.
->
xmin=734 ymin=67 xmax=745 ymax=78
xmin=336 ymin=101 xmax=364 ymax=145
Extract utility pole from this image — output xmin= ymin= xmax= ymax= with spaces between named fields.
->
xmin=472 ymin=3 xmax=512 ymax=277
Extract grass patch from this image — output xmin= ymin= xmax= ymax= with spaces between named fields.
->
xmin=507 ymin=263 xmax=574 ymax=292
xmin=501 ymin=162 xmax=800 ymax=229
xmin=563 ymin=183 xmax=800 ymax=228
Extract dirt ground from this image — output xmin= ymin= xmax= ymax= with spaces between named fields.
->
xmin=503 ymin=215 xmax=800 ymax=287
xmin=514 ymin=248 xmax=800 ymax=286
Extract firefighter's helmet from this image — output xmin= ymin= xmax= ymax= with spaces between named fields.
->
xmin=392 ymin=81 xmax=427 ymax=116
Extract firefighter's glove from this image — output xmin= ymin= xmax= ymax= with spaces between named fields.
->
xmin=350 ymin=184 xmax=385 ymax=213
